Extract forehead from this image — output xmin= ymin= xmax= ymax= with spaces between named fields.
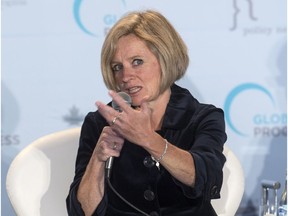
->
xmin=114 ymin=34 xmax=150 ymax=57
xmin=117 ymin=34 xmax=144 ymax=46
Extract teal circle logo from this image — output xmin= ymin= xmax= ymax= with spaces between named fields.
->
xmin=73 ymin=0 xmax=126 ymax=36
xmin=224 ymin=83 xmax=275 ymax=136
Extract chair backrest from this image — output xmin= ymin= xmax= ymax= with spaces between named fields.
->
xmin=211 ymin=145 xmax=245 ymax=216
xmin=6 ymin=127 xmax=81 ymax=216
xmin=6 ymin=128 xmax=244 ymax=216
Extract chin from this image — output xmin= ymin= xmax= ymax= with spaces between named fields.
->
xmin=132 ymin=102 xmax=140 ymax=107
xmin=131 ymin=99 xmax=141 ymax=107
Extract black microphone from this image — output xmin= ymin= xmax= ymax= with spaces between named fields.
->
xmin=105 ymin=92 xmax=132 ymax=179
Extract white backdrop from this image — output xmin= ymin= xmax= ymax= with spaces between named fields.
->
xmin=2 ymin=0 xmax=286 ymax=215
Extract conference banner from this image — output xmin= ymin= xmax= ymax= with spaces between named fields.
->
xmin=2 ymin=0 xmax=286 ymax=215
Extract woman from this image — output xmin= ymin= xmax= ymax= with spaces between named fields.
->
xmin=67 ymin=10 xmax=227 ymax=216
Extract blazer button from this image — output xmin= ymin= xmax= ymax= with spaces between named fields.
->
xmin=143 ymin=156 xmax=155 ymax=168
xmin=144 ymin=189 xmax=155 ymax=201
xmin=149 ymin=211 xmax=159 ymax=216
xmin=210 ymin=185 xmax=218 ymax=197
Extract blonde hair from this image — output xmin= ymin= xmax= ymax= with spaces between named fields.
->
xmin=101 ymin=10 xmax=189 ymax=94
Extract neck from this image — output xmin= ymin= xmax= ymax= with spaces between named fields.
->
xmin=149 ymin=88 xmax=171 ymax=130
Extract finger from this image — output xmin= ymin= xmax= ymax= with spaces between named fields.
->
xmin=99 ymin=140 xmax=120 ymax=159
xmin=115 ymin=142 xmax=124 ymax=151
xmin=95 ymin=101 xmax=113 ymax=116
xmin=96 ymin=101 xmax=119 ymax=125
xmin=112 ymin=142 xmax=117 ymax=150
xmin=100 ymin=127 xmax=124 ymax=150
xmin=102 ymin=126 xmax=119 ymax=137
xmin=111 ymin=138 xmax=125 ymax=150
xmin=111 ymin=112 xmax=123 ymax=127
xmin=96 ymin=140 xmax=110 ymax=162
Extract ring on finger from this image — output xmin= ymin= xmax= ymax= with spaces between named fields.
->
xmin=111 ymin=116 xmax=117 ymax=125
xmin=112 ymin=143 xmax=117 ymax=150
xmin=111 ymin=113 xmax=122 ymax=125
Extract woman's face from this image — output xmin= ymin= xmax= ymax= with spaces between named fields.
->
xmin=111 ymin=34 xmax=162 ymax=106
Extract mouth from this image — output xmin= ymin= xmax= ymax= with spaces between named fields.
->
xmin=126 ymin=86 xmax=142 ymax=95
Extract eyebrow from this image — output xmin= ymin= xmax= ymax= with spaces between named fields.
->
xmin=111 ymin=55 xmax=143 ymax=64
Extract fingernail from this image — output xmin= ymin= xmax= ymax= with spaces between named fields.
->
xmin=108 ymin=90 xmax=115 ymax=96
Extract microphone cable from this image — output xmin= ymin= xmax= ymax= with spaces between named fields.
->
xmin=106 ymin=177 xmax=150 ymax=216
xmin=107 ymin=92 xmax=150 ymax=215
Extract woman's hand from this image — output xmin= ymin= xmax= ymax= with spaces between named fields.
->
xmin=77 ymin=122 xmax=125 ymax=216
xmin=93 ymin=126 xmax=124 ymax=162
xmin=95 ymin=90 xmax=196 ymax=188
xmin=95 ymin=90 xmax=155 ymax=148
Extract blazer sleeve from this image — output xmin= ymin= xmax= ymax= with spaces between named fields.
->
xmin=173 ymin=106 xmax=227 ymax=201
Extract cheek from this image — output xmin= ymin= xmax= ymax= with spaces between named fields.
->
xmin=151 ymin=71 xmax=162 ymax=87
xmin=114 ymin=74 xmax=122 ymax=84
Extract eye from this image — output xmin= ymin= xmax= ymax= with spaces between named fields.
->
xmin=111 ymin=64 xmax=123 ymax=72
xmin=132 ymin=59 xmax=143 ymax=66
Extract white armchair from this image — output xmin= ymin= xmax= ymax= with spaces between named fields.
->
xmin=211 ymin=145 xmax=245 ymax=216
xmin=6 ymin=128 xmax=244 ymax=216
xmin=6 ymin=128 xmax=80 ymax=216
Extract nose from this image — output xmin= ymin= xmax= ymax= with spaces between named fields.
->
xmin=122 ymin=67 xmax=134 ymax=83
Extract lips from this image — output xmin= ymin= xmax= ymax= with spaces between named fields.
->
xmin=127 ymin=86 xmax=142 ymax=94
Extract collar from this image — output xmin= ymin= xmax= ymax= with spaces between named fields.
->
xmin=162 ymin=84 xmax=199 ymax=130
